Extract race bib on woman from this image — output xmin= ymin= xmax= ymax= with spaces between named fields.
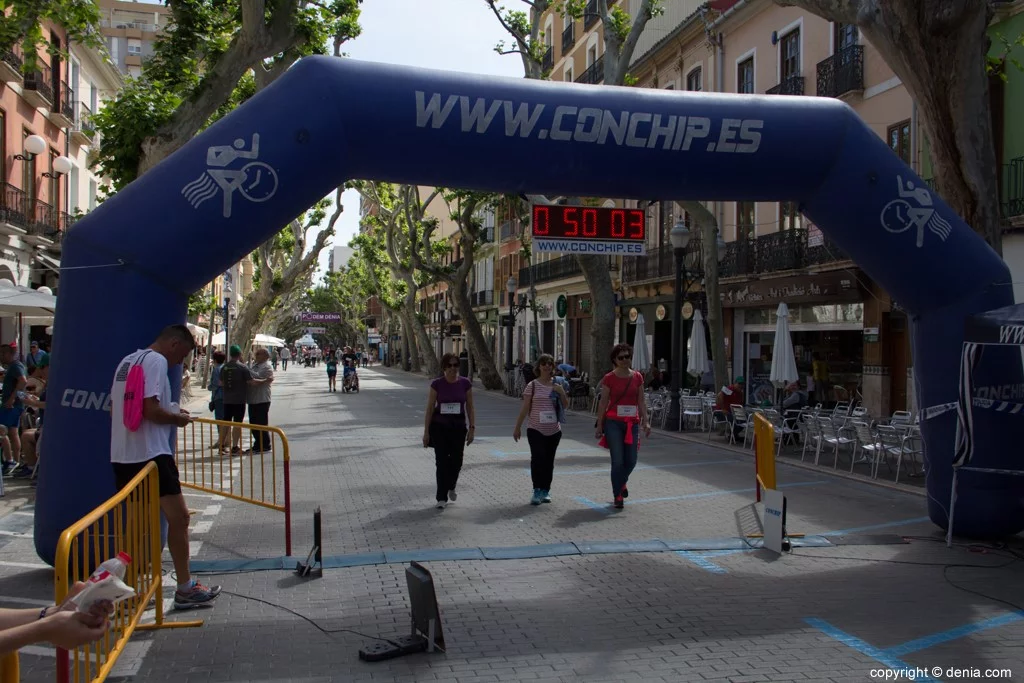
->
xmin=539 ymin=410 xmax=557 ymax=424
xmin=616 ymin=405 xmax=637 ymax=418
xmin=440 ymin=402 xmax=462 ymax=415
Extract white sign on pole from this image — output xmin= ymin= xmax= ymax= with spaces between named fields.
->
xmin=306 ymin=327 xmax=327 ymax=334
xmin=761 ymin=488 xmax=786 ymax=554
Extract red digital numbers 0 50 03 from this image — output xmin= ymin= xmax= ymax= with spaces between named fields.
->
xmin=532 ymin=206 xmax=645 ymax=241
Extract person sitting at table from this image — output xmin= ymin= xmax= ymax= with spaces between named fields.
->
xmin=645 ymin=363 xmax=663 ymax=390
xmin=782 ymin=382 xmax=808 ymax=411
xmin=717 ymin=378 xmax=745 ymax=441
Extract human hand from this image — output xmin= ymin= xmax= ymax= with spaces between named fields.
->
xmin=466 ymin=428 xmax=474 ymax=446
xmin=174 ymin=412 xmax=192 ymax=428
xmin=422 ymin=432 xmax=430 ymax=448
xmin=513 ymin=427 xmax=521 ymax=442
xmin=43 ymin=610 xmax=110 ymax=649
xmin=595 ymin=422 xmax=604 ymax=440
xmin=643 ymin=422 xmax=652 ymax=438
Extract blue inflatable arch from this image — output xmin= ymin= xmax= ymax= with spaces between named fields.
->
xmin=35 ymin=57 xmax=1021 ymax=563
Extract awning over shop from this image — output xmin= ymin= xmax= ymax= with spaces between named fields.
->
xmin=34 ymin=252 xmax=61 ymax=275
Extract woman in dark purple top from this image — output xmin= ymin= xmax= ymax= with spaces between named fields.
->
xmin=422 ymin=352 xmax=476 ymax=509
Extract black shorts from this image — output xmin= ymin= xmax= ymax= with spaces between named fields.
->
xmin=112 ymin=454 xmax=181 ymax=497
xmin=224 ymin=403 xmax=246 ymax=422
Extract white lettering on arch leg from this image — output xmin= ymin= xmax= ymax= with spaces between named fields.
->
xmin=550 ymin=106 xmax=577 ymax=141
xmin=679 ymin=117 xmax=711 ymax=151
xmin=626 ymin=112 xmax=652 ymax=148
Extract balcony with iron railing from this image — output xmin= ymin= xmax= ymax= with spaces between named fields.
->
xmin=622 ymin=242 xmax=705 ymax=285
xmin=499 ymin=219 xmax=519 ymax=241
xmin=72 ymin=101 xmax=97 ymax=146
xmin=22 ymin=62 xmax=53 ymax=109
xmin=519 ymin=254 xmax=583 ymax=287
xmin=719 ymin=228 xmax=848 ymax=278
xmin=541 ymin=46 xmax=553 ymax=72
xmin=575 ymin=55 xmax=604 ymax=85
xmin=1 ymin=183 xmax=72 ymax=243
xmin=0 ymin=42 xmax=22 ymax=82
xmin=472 ymin=290 xmax=496 ymax=307
xmin=1003 ymin=157 xmax=1024 ymax=219
xmin=562 ymin=24 xmax=575 ymax=52
xmin=49 ymin=81 xmax=75 ymax=127
xmin=766 ymin=75 xmax=805 ymax=96
xmin=816 ymin=45 xmax=864 ymax=99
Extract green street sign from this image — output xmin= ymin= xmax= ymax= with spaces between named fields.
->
xmin=556 ymin=294 xmax=567 ymax=318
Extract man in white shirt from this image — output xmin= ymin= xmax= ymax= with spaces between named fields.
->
xmin=110 ymin=324 xmax=220 ymax=610
xmin=280 ymin=346 xmax=291 ymax=371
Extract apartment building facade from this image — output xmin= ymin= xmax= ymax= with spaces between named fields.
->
xmin=97 ymin=0 xmax=171 ymax=79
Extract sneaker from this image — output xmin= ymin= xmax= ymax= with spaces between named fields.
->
xmin=435 ymin=500 xmax=447 ymax=510
xmin=12 ymin=466 xmax=33 ymax=479
xmin=621 ymin=485 xmax=629 ymax=499
xmin=531 ymin=489 xmax=543 ymax=506
xmin=1 ymin=461 xmax=15 ymax=476
xmin=541 ymin=490 xmax=552 ymax=503
xmin=613 ymin=495 xmax=624 ymax=509
xmin=173 ymin=581 xmax=221 ymax=610
xmin=448 ymin=489 xmax=457 ymax=502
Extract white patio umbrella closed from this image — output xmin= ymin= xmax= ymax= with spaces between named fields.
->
xmin=254 ymin=333 xmax=285 ymax=347
xmin=211 ymin=330 xmax=227 ymax=346
xmin=632 ymin=313 xmax=651 ymax=373
xmin=0 ymin=283 xmax=56 ymax=316
xmin=687 ymin=309 xmax=710 ymax=377
xmin=770 ymin=302 xmax=800 ymax=391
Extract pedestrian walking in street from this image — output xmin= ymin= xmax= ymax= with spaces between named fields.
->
xmin=594 ymin=343 xmax=651 ymax=509
xmin=280 ymin=345 xmax=291 ymax=371
xmin=422 ymin=352 xmax=475 ymax=509
xmin=208 ymin=351 xmax=228 ymax=452
xmin=109 ymin=324 xmax=221 ymax=609
xmin=326 ymin=352 xmax=338 ymax=392
xmin=247 ymin=348 xmax=275 ymax=454
xmin=513 ymin=353 xmax=568 ymax=505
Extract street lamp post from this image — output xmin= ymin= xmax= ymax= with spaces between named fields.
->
xmin=664 ymin=219 xmax=691 ymax=432
xmin=505 ymin=276 xmax=516 ymax=372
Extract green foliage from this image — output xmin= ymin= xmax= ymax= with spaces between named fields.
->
xmin=988 ymin=31 xmax=1024 ymax=80
xmin=0 ymin=0 xmax=102 ymax=73
xmin=93 ymin=0 xmax=362 ymax=188
xmin=187 ymin=288 xmax=218 ymax=318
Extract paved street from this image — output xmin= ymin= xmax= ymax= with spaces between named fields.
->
xmin=2 ymin=365 xmax=1023 ymax=682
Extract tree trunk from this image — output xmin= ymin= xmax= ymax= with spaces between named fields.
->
xmin=778 ymin=0 xmax=1002 ymax=253
xmin=399 ymin=300 xmax=423 ymax=374
xmin=577 ymin=257 xmax=617 ymax=382
xmin=409 ymin=294 xmax=439 ymax=376
xmin=682 ymin=201 xmax=728 ymax=393
xmin=449 ymin=282 xmax=504 ymax=390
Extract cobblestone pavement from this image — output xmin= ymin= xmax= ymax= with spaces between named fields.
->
xmin=2 ymin=364 xmax=1022 ymax=682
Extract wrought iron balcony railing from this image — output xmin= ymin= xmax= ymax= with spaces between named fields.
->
xmin=719 ymin=228 xmax=848 ymax=277
xmin=519 ymin=254 xmax=582 ymax=287
xmin=584 ymin=0 xmax=599 ymax=29
xmin=60 ymin=81 xmax=75 ymax=121
xmin=1 ymin=43 xmax=22 ymax=74
xmin=1 ymin=183 xmax=71 ymax=241
xmin=816 ymin=45 xmax=864 ymax=99
xmin=472 ymin=290 xmax=496 ymax=307
xmin=575 ymin=55 xmax=604 ymax=85
xmin=542 ymin=46 xmax=553 ymax=72
xmin=1003 ymin=157 xmax=1024 ymax=218
xmin=23 ymin=62 xmax=54 ymax=103
xmin=562 ymin=24 xmax=575 ymax=52
xmin=766 ymin=75 xmax=805 ymax=96
xmin=622 ymin=242 xmax=705 ymax=285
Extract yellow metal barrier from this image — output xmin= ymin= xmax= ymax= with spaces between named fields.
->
xmin=54 ymin=463 xmax=201 ymax=683
xmin=175 ymin=418 xmax=292 ymax=555
xmin=753 ymin=413 xmax=776 ymax=502
xmin=1 ymin=651 xmax=19 ymax=682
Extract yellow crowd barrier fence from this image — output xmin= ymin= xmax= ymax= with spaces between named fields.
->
xmin=753 ymin=413 xmax=776 ymax=502
xmin=54 ymin=462 xmax=201 ymax=683
xmin=175 ymin=417 xmax=292 ymax=556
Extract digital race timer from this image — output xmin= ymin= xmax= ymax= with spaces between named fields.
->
xmin=531 ymin=205 xmax=646 ymax=242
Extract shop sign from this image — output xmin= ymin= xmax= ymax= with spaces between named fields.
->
xmin=628 ymin=307 xmax=638 ymax=323
xmin=807 ymin=222 xmax=824 ymax=247
xmin=556 ymin=294 xmax=568 ymax=318
xmin=578 ymin=298 xmax=592 ymax=313
xmin=681 ymin=301 xmax=694 ymax=320
xmin=537 ymin=302 xmax=553 ymax=318
xmin=300 ymin=312 xmax=341 ymax=322
xmin=720 ymin=273 xmax=858 ymax=308
xmin=863 ymin=326 xmax=880 ymax=343
xmin=655 ymin=304 xmax=667 ymax=321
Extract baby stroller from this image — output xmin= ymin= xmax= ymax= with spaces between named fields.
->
xmin=342 ymin=359 xmax=360 ymax=393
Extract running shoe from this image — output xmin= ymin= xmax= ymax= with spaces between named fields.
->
xmin=621 ymin=485 xmax=629 ymax=499
xmin=613 ymin=495 xmax=624 ymax=509
xmin=541 ymin=490 xmax=552 ymax=503
xmin=448 ymin=489 xmax=457 ymax=502
xmin=435 ymin=500 xmax=447 ymax=509
xmin=173 ymin=581 xmax=221 ymax=610
xmin=531 ymin=489 xmax=543 ymax=506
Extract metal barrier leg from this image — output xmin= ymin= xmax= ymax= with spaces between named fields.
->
xmin=284 ymin=459 xmax=292 ymax=557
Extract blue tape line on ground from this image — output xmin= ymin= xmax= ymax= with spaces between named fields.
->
xmin=536 ymin=459 xmax=743 ymax=476
xmin=884 ymin=612 xmax=1024 ymax=656
xmin=481 ymin=543 xmax=580 ymax=560
xmin=574 ymin=496 xmax=611 ymax=513
xmin=384 ymin=548 xmax=485 ymax=563
xmin=805 ymin=618 xmax=940 ymax=682
xmin=191 ymin=557 xmax=289 ymax=572
xmin=677 ymin=553 xmax=729 ymax=574
xmin=626 ymin=480 xmax=827 ymax=506
xmin=321 ymin=552 xmax=387 ymax=569
xmin=576 ymin=540 xmax=669 ymax=554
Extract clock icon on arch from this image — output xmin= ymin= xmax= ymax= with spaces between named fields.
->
xmin=238 ymin=162 xmax=279 ymax=202
xmin=880 ymin=199 xmax=913 ymax=235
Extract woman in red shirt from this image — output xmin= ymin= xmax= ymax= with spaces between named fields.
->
xmin=594 ymin=343 xmax=651 ymax=509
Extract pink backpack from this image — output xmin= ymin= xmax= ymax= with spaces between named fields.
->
xmin=122 ymin=351 xmax=152 ymax=432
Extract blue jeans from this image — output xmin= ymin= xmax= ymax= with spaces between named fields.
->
xmin=605 ymin=419 xmax=639 ymax=496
